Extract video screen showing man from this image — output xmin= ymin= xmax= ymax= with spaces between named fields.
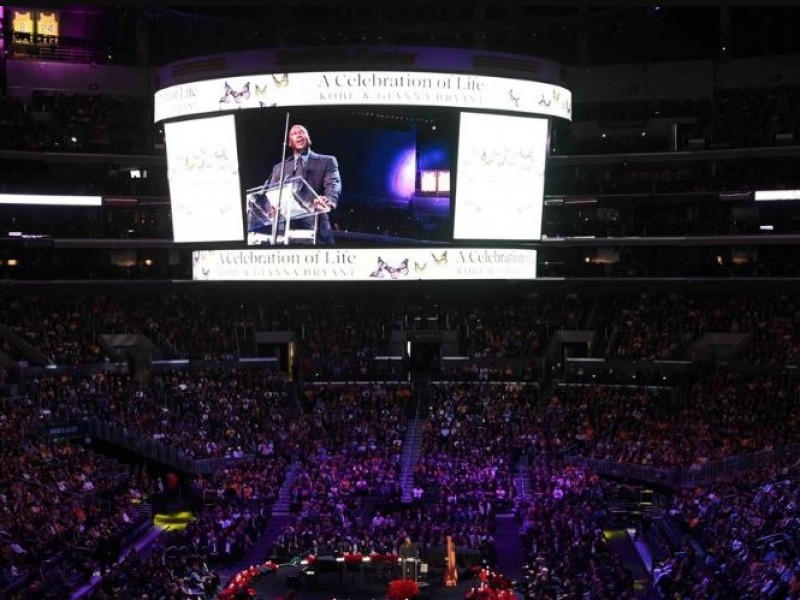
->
xmin=249 ymin=124 xmax=341 ymax=245
xmin=241 ymin=107 xmax=455 ymax=247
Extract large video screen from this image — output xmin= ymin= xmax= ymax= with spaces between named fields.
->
xmin=155 ymin=69 xmax=571 ymax=280
xmin=165 ymin=106 xmax=549 ymax=248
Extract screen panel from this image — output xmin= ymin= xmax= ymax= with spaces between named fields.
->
xmin=165 ymin=114 xmax=244 ymax=244
xmin=236 ymin=106 xmax=454 ymax=247
xmin=453 ymin=112 xmax=548 ymax=241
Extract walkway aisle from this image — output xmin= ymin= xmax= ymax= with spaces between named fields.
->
xmin=494 ymin=513 xmax=525 ymax=583
xmin=604 ymin=528 xmax=652 ymax=598
xmin=219 ymin=458 xmax=302 ymax=582
xmin=219 ymin=513 xmax=290 ymax=582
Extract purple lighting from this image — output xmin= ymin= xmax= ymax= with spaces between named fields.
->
xmin=390 ymin=148 xmax=416 ymax=198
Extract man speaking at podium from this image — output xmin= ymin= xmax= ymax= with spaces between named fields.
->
xmin=269 ymin=124 xmax=342 ymax=245
xmin=399 ymin=536 xmax=418 ymax=580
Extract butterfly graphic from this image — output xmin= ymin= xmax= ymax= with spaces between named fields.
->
xmin=219 ymin=82 xmax=250 ymax=104
xmin=255 ymin=83 xmax=268 ymax=96
xmin=385 ymin=259 xmax=409 ymax=279
xmin=271 ymin=73 xmax=289 ymax=88
xmin=509 ymin=89 xmax=520 ymax=107
xmin=414 ymin=261 xmax=428 ymax=272
xmin=538 ymin=94 xmax=552 ymax=107
xmin=370 ymin=257 xmax=388 ymax=278
xmin=370 ymin=257 xmax=409 ymax=279
xmin=432 ymin=251 xmax=448 ymax=266
xmin=259 ymin=100 xmax=277 ymax=108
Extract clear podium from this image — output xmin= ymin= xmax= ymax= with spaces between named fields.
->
xmin=246 ymin=176 xmax=330 ymax=245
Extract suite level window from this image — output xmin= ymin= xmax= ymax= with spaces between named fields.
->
xmin=420 ymin=170 xmax=450 ymax=195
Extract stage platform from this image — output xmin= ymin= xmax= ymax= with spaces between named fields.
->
xmin=251 ymin=563 xmax=512 ymax=600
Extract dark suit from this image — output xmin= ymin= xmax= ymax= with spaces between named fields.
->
xmin=269 ymin=150 xmax=341 ymax=245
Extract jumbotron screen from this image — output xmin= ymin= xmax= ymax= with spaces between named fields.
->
xmin=155 ymin=70 xmax=571 ymax=281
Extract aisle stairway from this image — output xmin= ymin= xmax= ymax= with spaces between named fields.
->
xmin=271 ymin=457 xmax=302 ymax=514
xmin=219 ymin=458 xmax=302 ymax=582
xmin=605 ymin=529 xmax=652 ymax=597
xmin=219 ymin=513 xmax=292 ymax=581
xmin=513 ymin=454 xmax=532 ymax=507
xmin=400 ymin=417 xmax=424 ymax=502
xmin=489 ymin=455 xmax=533 ymax=584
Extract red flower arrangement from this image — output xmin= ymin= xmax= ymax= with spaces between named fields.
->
xmin=217 ymin=561 xmax=278 ymax=599
xmin=465 ymin=588 xmax=498 ymax=600
xmin=370 ymin=551 xmax=399 ymax=564
xmin=387 ymin=578 xmax=420 ymax=600
xmin=463 ymin=567 xmax=515 ymax=600
xmin=464 ymin=586 xmax=513 ymax=600
xmin=344 ymin=552 xmax=364 ymax=565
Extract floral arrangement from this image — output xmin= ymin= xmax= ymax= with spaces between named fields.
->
xmin=217 ymin=560 xmax=278 ymax=599
xmin=370 ymin=551 xmax=399 ymax=564
xmin=344 ymin=552 xmax=364 ymax=565
xmin=464 ymin=567 xmax=515 ymax=600
xmin=465 ymin=588 xmax=515 ymax=600
xmin=387 ymin=578 xmax=420 ymax=600
xmin=465 ymin=588 xmax=498 ymax=600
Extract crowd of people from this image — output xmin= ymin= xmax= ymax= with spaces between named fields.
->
xmin=273 ymin=384 xmax=409 ymax=559
xmin=85 ymin=454 xmax=287 ymax=600
xmin=548 ymin=370 xmax=800 ymax=472
xmin=652 ymin=454 xmax=800 ymax=598
xmin=416 ymin=384 xmax=534 ymax=509
xmin=0 ymin=393 xmax=156 ymax=598
xmin=518 ymin=458 xmax=636 ymax=599
xmin=26 ymin=367 xmax=294 ymax=462
xmin=8 ymin=288 xmax=800 ymax=385
xmin=7 ymin=289 xmax=800 ymax=372
xmin=3 ymin=289 xmax=800 ymax=598
xmin=0 ymin=372 xmax=292 ymax=598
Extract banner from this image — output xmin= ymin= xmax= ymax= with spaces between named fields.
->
xmin=155 ymin=70 xmax=571 ymax=123
xmin=192 ymin=247 xmax=537 ymax=281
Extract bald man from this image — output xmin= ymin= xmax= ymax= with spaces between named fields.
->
xmin=269 ymin=124 xmax=342 ymax=245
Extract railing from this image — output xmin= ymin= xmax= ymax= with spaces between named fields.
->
xmin=677 ymin=445 xmax=800 ymax=487
xmin=87 ymin=418 xmax=260 ymax=474
xmin=88 ymin=418 xmax=195 ymax=472
xmin=564 ymin=443 xmax=800 ymax=488
xmin=191 ymin=454 xmax=256 ymax=475
xmin=564 ymin=455 xmax=682 ymax=487
xmin=9 ymin=42 xmax=102 ymax=64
